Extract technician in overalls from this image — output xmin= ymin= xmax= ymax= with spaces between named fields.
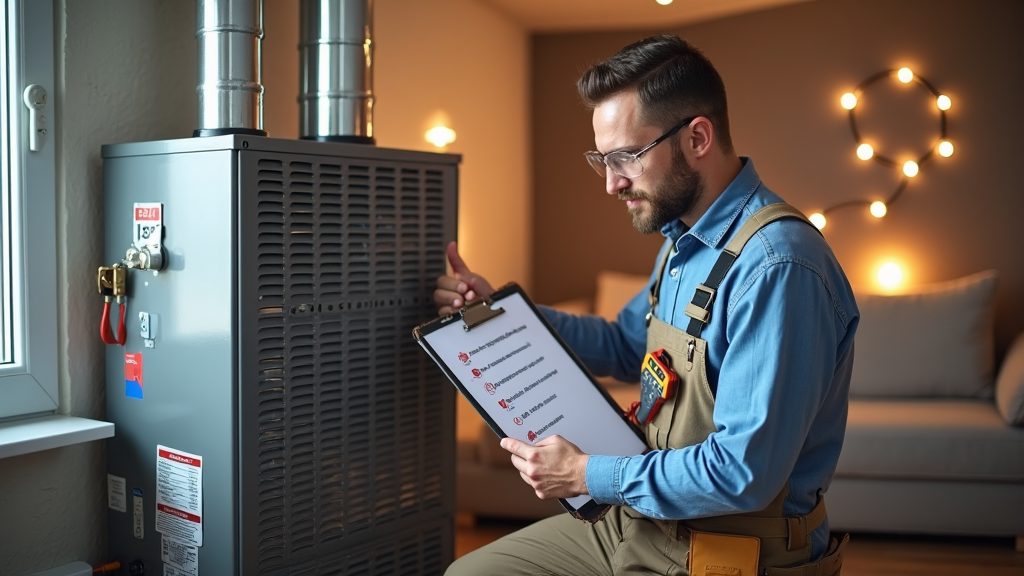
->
xmin=436 ymin=34 xmax=859 ymax=576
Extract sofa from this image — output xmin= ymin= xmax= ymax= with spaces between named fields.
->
xmin=454 ymin=269 xmax=1024 ymax=551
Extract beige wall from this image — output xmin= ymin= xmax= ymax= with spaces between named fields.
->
xmin=531 ymin=0 xmax=1024 ymax=358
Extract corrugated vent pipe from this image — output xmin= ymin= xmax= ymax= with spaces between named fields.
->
xmin=299 ymin=0 xmax=375 ymax=144
xmin=193 ymin=0 xmax=266 ymax=137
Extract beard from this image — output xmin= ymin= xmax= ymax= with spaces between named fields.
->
xmin=619 ymin=149 xmax=704 ymax=235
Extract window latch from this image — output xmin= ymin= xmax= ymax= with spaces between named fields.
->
xmin=23 ymin=84 xmax=47 ymax=152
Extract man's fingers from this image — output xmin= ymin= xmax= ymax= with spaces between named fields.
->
xmin=500 ymin=437 xmax=529 ymax=460
xmin=446 ymin=241 xmax=472 ymax=276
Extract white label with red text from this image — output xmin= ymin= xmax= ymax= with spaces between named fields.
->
xmin=133 ymin=202 xmax=163 ymax=251
xmin=155 ymin=445 xmax=203 ymax=546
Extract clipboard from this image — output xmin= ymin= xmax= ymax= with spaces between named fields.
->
xmin=413 ymin=282 xmax=647 ymax=523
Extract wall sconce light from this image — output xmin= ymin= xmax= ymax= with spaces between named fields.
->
xmin=656 ymin=0 xmax=674 ymax=5
xmin=814 ymin=68 xmax=956 ymax=227
xmin=425 ymin=125 xmax=456 ymax=148
xmin=877 ymin=262 xmax=905 ymax=290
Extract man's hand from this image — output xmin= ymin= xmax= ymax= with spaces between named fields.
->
xmin=434 ymin=241 xmax=495 ymax=316
xmin=500 ymin=435 xmax=590 ymax=500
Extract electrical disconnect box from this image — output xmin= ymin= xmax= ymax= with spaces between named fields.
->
xmin=103 ymin=135 xmax=458 ymax=575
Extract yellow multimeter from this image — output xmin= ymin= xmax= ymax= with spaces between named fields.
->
xmin=636 ymin=348 xmax=679 ymax=424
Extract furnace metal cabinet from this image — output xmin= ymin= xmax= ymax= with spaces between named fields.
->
xmin=103 ymin=135 xmax=458 ymax=575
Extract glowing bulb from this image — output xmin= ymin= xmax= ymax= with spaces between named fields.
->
xmin=656 ymin=0 xmax=674 ymax=4
xmin=870 ymin=201 xmax=887 ymax=218
xmin=936 ymin=94 xmax=952 ymax=111
xmin=938 ymin=140 xmax=954 ymax=157
xmin=840 ymin=93 xmax=858 ymax=110
xmin=425 ymin=126 xmax=456 ymax=148
xmin=809 ymin=213 xmax=827 ymax=230
xmin=902 ymin=160 xmax=919 ymax=178
xmin=877 ymin=262 xmax=904 ymax=289
xmin=897 ymin=67 xmax=913 ymax=83
xmin=856 ymin=143 xmax=874 ymax=161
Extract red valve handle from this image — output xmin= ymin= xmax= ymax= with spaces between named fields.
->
xmin=100 ymin=299 xmax=117 ymax=345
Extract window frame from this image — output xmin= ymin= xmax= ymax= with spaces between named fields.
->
xmin=0 ymin=0 xmax=59 ymax=421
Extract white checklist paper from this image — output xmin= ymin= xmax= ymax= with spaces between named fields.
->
xmin=419 ymin=289 xmax=646 ymax=511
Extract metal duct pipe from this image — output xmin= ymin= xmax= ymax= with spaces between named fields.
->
xmin=299 ymin=0 xmax=375 ymax=144
xmin=194 ymin=0 xmax=266 ymax=137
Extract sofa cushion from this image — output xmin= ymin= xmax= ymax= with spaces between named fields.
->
xmin=996 ymin=332 xmax=1024 ymax=426
xmin=849 ymin=270 xmax=997 ymax=398
xmin=836 ymin=399 xmax=1024 ymax=482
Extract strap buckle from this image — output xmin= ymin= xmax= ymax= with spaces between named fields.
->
xmin=695 ymin=284 xmax=716 ymax=309
xmin=684 ymin=284 xmax=717 ymax=324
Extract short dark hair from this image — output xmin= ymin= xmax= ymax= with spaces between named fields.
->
xmin=578 ymin=35 xmax=733 ymax=153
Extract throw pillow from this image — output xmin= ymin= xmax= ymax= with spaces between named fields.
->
xmin=996 ymin=332 xmax=1024 ymax=426
xmin=849 ymin=270 xmax=997 ymax=398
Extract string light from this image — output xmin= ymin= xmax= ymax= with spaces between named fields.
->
xmin=902 ymin=161 xmax=919 ymax=178
xmin=814 ymin=68 xmax=956 ymax=227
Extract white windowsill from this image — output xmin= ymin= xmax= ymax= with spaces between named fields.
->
xmin=0 ymin=415 xmax=114 ymax=459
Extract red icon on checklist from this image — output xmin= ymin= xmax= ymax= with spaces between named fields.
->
xmin=471 ymin=368 xmax=482 ymax=379
xmin=499 ymin=399 xmax=513 ymax=411
xmin=527 ymin=430 xmax=537 ymax=442
xmin=457 ymin=351 xmax=471 ymax=365
xmin=484 ymin=382 xmax=496 ymax=395
xmin=514 ymin=417 xmax=524 ymax=426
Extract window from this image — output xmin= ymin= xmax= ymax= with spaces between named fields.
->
xmin=0 ymin=0 xmax=58 ymax=421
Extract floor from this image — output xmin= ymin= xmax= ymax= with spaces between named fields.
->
xmin=455 ymin=517 xmax=1024 ymax=576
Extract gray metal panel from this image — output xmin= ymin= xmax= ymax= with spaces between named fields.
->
xmin=238 ymin=148 xmax=457 ymax=574
xmin=105 ymin=149 xmax=240 ymax=574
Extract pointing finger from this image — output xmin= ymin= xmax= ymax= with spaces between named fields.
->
xmin=446 ymin=241 xmax=472 ymax=276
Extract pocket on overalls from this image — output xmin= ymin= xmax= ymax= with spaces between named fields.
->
xmin=688 ymin=530 xmax=761 ymax=576
xmin=644 ymin=339 xmax=691 ymax=449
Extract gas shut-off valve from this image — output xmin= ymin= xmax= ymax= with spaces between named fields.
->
xmin=98 ymin=203 xmax=167 ymax=346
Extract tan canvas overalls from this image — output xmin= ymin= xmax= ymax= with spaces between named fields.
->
xmin=636 ymin=203 xmax=848 ymax=576
xmin=446 ymin=204 xmax=848 ymax=576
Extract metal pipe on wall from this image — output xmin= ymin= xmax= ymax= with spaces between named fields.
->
xmin=299 ymin=0 xmax=375 ymax=144
xmin=194 ymin=0 xmax=267 ymax=137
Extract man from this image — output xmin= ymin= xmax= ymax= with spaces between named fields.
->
xmin=436 ymin=35 xmax=858 ymax=575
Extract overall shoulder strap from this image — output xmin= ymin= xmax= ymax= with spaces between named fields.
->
xmin=683 ymin=203 xmax=816 ymax=337
xmin=646 ymin=241 xmax=675 ymax=327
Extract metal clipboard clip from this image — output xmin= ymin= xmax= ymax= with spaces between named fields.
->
xmin=460 ymin=297 xmax=505 ymax=331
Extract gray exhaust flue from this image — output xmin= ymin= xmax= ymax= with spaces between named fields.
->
xmin=194 ymin=0 xmax=266 ymax=137
xmin=299 ymin=0 xmax=375 ymax=144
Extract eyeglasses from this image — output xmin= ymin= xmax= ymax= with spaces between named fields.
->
xmin=584 ymin=116 xmax=696 ymax=179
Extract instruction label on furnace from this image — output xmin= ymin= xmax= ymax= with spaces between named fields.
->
xmin=162 ymin=534 xmax=199 ymax=575
xmin=155 ymin=445 xmax=203 ymax=546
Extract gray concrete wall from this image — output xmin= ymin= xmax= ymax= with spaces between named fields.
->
xmin=0 ymin=1 xmax=195 ymax=572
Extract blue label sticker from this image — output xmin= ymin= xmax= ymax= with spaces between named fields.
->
xmin=132 ymin=487 xmax=144 ymax=497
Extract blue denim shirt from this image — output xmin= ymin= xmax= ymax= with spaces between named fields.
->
xmin=539 ymin=158 xmax=859 ymax=557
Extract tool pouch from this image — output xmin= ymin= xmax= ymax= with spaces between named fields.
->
xmin=688 ymin=530 xmax=761 ymax=576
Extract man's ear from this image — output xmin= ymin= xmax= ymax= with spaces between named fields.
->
xmin=687 ymin=117 xmax=715 ymax=158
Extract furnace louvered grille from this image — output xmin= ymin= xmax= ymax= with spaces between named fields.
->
xmin=242 ymin=151 xmax=455 ymax=575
